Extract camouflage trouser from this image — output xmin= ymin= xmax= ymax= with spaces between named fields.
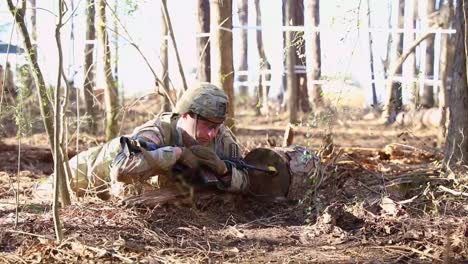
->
xmin=68 ymin=137 xmax=122 ymax=199
xmin=67 ymin=137 xmax=179 ymax=199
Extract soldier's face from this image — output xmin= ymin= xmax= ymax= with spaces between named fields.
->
xmin=179 ymin=113 xmax=222 ymax=145
xmin=195 ymin=116 xmax=222 ymax=144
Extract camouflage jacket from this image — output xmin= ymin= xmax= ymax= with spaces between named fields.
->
xmin=66 ymin=113 xmax=246 ymax=199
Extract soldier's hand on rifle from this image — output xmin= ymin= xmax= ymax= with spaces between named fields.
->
xmin=177 ymin=147 xmax=201 ymax=170
xmin=188 ymin=145 xmax=228 ymax=175
xmin=176 ymin=146 xmax=227 ymax=175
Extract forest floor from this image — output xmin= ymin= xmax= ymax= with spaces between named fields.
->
xmin=0 ymin=96 xmax=467 ymax=263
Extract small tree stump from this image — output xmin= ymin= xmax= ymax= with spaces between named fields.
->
xmin=244 ymin=146 xmax=318 ymax=200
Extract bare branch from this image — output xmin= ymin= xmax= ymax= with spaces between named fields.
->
xmin=103 ymin=0 xmax=176 ymax=107
xmin=160 ymin=0 xmax=188 ymax=92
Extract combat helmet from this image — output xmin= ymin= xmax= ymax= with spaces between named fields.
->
xmin=175 ymin=82 xmax=228 ymax=121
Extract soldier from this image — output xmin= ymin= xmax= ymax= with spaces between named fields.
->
xmin=59 ymin=82 xmax=248 ymax=200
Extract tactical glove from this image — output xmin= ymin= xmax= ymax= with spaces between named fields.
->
xmin=178 ymin=147 xmax=201 ymax=170
xmin=189 ymin=145 xmax=228 ymax=175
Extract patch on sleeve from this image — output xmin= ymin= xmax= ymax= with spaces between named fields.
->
xmin=137 ymin=129 xmax=163 ymax=145
xmin=229 ymin=143 xmax=239 ymax=159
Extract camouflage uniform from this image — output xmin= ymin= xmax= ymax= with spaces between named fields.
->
xmin=63 ymin=83 xmax=248 ymax=199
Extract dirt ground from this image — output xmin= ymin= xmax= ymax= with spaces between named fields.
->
xmin=0 ymin=97 xmax=467 ymax=263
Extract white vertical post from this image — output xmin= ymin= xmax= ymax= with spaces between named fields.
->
xmin=433 ymin=31 xmax=441 ymax=101
xmin=418 ymin=0 xmax=428 ymax=99
xmin=304 ymin=0 xmax=311 ymax=85
xmin=403 ymin=0 xmax=415 ymax=101
xmin=248 ymin=0 xmax=255 ymax=94
xmin=388 ymin=0 xmax=399 ymax=103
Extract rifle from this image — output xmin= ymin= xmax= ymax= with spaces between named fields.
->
xmin=224 ymin=159 xmax=277 ymax=175
xmin=118 ymin=136 xmax=277 ymax=186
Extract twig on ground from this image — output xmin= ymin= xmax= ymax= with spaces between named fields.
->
xmin=384 ymin=177 xmax=448 ymax=188
xmin=357 ymin=180 xmax=381 ymax=195
xmin=397 ymin=194 xmax=420 ymax=205
xmin=85 ymin=245 xmax=135 ymax=263
xmin=371 ymin=245 xmax=442 ymax=262
xmin=238 ymin=212 xmax=289 ymax=228
xmin=0 ymin=253 xmax=27 ymax=264
xmin=5 ymin=229 xmax=54 ymax=240
xmin=344 ymin=153 xmax=389 ymax=187
xmin=438 ymin=185 xmax=468 ymax=197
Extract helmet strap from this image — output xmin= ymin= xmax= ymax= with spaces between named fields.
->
xmin=193 ymin=114 xmax=199 ymax=143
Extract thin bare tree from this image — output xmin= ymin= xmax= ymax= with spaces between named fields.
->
xmin=161 ymin=0 xmax=188 ymax=95
xmin=160 ymin=0 xmax=171 ymax=112
xmin=83 ymin=0 xmax=98 ymax=133
xmin=98 ymin=0 xmax=119 ymax=140
xmin=281 ymin=0 xmax=287 ymax=105
xmin=103 ymin=0 xmax=174 ymax=107
xmin=421 ymin=0 xmax=437 ymax=108
xmin=384 ymin=0 xmax=405 ymax=123
xmin=7 ymin=0 xmax=71 ymax=209
xmin=6 ymin=0 xmax=55 ymax=149
xmin=210 ymin=0 xmax=235 ymax=128
xmin=237 ymin=0 xmax=248 ymax=96
xmin=285 ymin=0 xmax=298 ymax=123
xmin=53 ymin=0 xmax=68 ymax=242
xmin=113 ymin=0 xmax=119 ymax=86
xmin=366 ymin=0 xmax=378 ymax=107
xmin=28 ymin=0 xmax=37 ymax=54
xmin=438 ymin=1 xmax=454 ymax=143
xmin=254 ymin=0 xmax=272 ymax=114
xmin=196 ymin=0 xmax=211 ymax=82
xmin=306 ymin=0 xmax=324 ymax=109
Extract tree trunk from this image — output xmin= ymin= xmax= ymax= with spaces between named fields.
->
xmin=438 ymin=1 xmax=455 ymax=145
xmin=293 ymin=0 xmax=310 ymax=113
xmin=83 ymin=0 xmax=97 ymax=134
xmin=160 ymin=0 xmax=171 ymax=112
xmin=196 ymin=0 xmax=211 ymax=82
xmin=210 ymin=0 xmax=235 ymax=128
xmin=112 ymin=0 xmax=120 ymax=107
xmin=444 ymin=2 xmax=468 ymax=166
xmin=6 ymin=0 xmax=54 ymax=151
xmin=395 ymin=0 xmax=405 ymax=112
xmin=366 ymin=0 xmax=378 ymax=106
xmin=28 ymin=0 xmax=37 ymax=54
xmin=421 ymin=0 xmax=436 ymax=108
xmin=280 ymin=0 xmax=287 ymax=106
xmin=306 ymin=0 xmax=324 ymax=109
xmin=113 ymin=0 xmax=119 ymax=85
xmin=285 ymin=0 xmax=298 ymax=122
xmin=237 ymin=0 xmax=248 ymax=96
xmin=385 ymin=32 xmax=432 ymax=123
xmin=98 ymin=0 xmax=119 ymax=140
xmin=254 ymin=0 xmax=271 ymax=115
xmin=56 ymin=0 xmax=73 ymax=207
xmin=53 ymin=0 xmax=67 ymax=242
xmin=384 ymin=0 xmax=405 ymax=123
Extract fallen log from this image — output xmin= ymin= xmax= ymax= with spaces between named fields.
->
xmin=383 ymin=143 xmax=439 ymax=161
xmin=395 ymin=108 xmax=443 ymax=128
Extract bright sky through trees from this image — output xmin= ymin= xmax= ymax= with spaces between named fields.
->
xmin=0 ymin=0 xmax=424 ymax=105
